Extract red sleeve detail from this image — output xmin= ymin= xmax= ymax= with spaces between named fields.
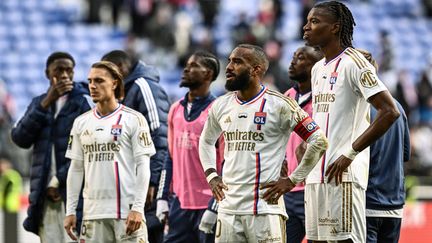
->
xmin=293 ymin=117 xmax=320 ymax=141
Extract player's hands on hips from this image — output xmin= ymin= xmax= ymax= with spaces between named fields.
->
xmin=280 ymin=159 xmax=288 ymax=177
xmin=64 ymin=215 xmax=77 ymax=240
xmin=261 ymin=177 xmax=296 ymax=204
xmin=46 ymin=187 xmax=62 ymax=202
xmin=145 ymin=186 xmax=156 ymax=210
xmin=326 ymin=154 xmax=352 ymax=185
xmin=209 ymin=176 xmax=228 ymax=202
xmin=125 ymin=210 xmax=142 ymax=235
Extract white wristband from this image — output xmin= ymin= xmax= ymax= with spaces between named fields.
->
xmin=342 ymin=146 xmax=359 ymax=160
xmin=206 ymin=172 xmax=219 ymax=183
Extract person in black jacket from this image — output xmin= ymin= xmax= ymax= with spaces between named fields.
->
xmin=11 ymin=52 xmax=93 ymax=242
xmin=102 ymin=50 xmax=170 ymax=243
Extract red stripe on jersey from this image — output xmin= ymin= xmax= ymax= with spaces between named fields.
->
xmin=114 ymin=161 xmax=121 ymax=219
xmin=320 ymin=115 xmax=330 ymax=183
xmin=324 ymin=49 xmax=345 ymax=66
xmin=293 ymin=117 xmax=320 ymax=141
xmin=256 ymin=98 xmax=267 ymax=130
xmin=333 ymin=58 xmax=342 ymax=72
xmin=113 ymin=114 xmax=123 ymax=141
xmin=116 ymin=114 xmax=122 ymax=124
xmin=253 ymin=153 xmax=261 ymax=215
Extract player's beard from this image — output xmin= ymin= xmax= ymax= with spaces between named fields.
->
xmin=225 ymin=69 xmax=252 ymax=91
xmin=179 ymin=79 xmax=201 ymax=89
xmin=289 ymin=72 xmax=308 ymax=83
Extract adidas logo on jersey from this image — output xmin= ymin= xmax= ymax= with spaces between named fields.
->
xmin=83 ymin=130 xmax=92 ymax=137
xmin=330 ymin=227 xmax=338 ymax=235
xmin=224 ymin=116 xmax=232 ymax=123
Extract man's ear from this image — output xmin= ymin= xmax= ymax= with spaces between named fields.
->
xmin=112 ymin=79 xmax=118 ymax=90
xmin=205 ymin=69 xmax=213 ymax=81
xmin=331 ymin=22 xmax=340 ymax=35
xmin=252 ymin=65 xmax=263 ymax=78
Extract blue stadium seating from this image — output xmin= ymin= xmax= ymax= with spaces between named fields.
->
xmin=0 ymin=0 xmax=126 ymax=119
xmin=1 ymin=0 xmax=432 ymax=120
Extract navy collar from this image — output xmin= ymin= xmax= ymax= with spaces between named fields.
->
xmin=180 ymin=92 xmax=216 ymax=121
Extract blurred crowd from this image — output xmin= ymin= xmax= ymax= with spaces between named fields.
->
xmin=56 ymin=0 xmax=432 ymax=181
xmin=1 ymin=0 xmax=432 ymax=181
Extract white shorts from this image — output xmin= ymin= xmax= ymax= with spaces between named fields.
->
xmin=80 ymin=219 xmax=148 ymax=243
xmin=305 ymin=182 xmax=366 ymax=243
xmin=215 ymin=212 xmax=286 ymax=243
xmin=39 ymin=200 xmax=76 ymax=243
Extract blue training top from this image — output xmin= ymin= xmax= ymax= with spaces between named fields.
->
xmin=366 ymin=100 xmax=410 ymax=210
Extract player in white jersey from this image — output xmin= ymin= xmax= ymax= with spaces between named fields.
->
xmin=199 ymin=44 xmax=328 ymax=243
xmin=64 ymin=61 xmax=156 ymax=243
xmin=302 ymin=1 xmax=400 ymax=242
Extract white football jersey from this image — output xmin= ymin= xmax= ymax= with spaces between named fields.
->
xmin=307 ymin=47 xmax=387 ymax=189
xmin=201 ymin=86 xmax=319 ymax=216
xmin=66 ymin=104 xmax=156 ymax=220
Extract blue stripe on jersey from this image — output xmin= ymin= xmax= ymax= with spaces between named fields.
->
xmin=115 ymin=161 xmax=121 ymax=219
xmin=253 ymin=152 xmax=261 ymax=215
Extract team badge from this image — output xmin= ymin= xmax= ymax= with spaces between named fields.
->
xmin=303 ymin=119 xmax=318 ymax=132
xmin=254 ymin=112 xmax=267 ymax=125
xmin=111 ymin=124 xmax=122 ymax=136
xmin=329 ymin=72 xmax=338 ymax=84
xmin=294 ymin=117 xmax=320 ymax=140
xmin=360 ymin=70 xmax=378 ymax=87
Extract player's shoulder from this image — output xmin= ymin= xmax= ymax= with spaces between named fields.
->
xmin=266 ymin=89 xmax=297 ymax=105
xmin=171 ymin=99 xmax=182 ymax=109
xmin=213 ymin=92 xmax=235 ymax=107
xmin=311 ymin=58 xmax=326 ymax=71
xmin=265 ymin=89 xmax=300 ymax=112
xmin=71 ymin=109 xmax=93 ymax=131
xmin=343 ymin=47 xmax=371 ymax=70
xmin=75 ymin=109 xmax=93 ymax=123
xmin=122 ymin=105 xmax=148 ymax=124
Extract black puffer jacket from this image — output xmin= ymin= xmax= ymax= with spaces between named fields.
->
xmin=11 ymin=82 xmax=93 ymax=234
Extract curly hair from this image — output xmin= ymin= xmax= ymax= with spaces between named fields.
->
xmin=314 ymin=1 xmax=356 ymax=48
